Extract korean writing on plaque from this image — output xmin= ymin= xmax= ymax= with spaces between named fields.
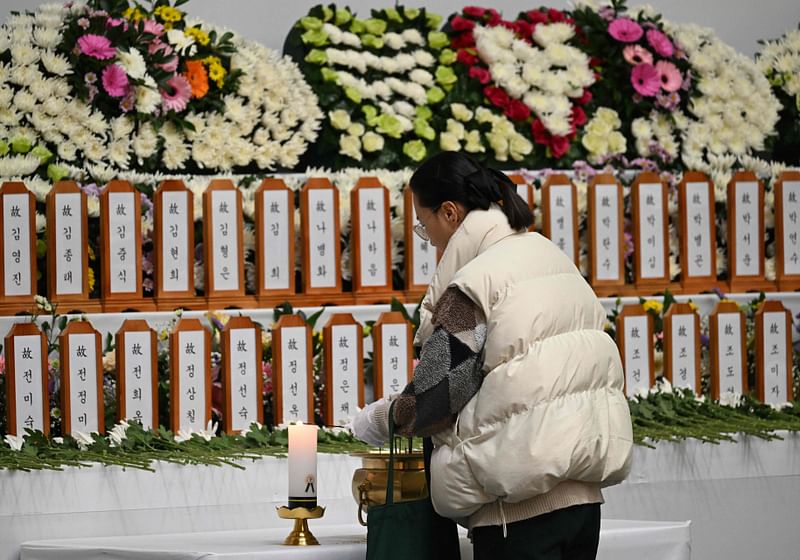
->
xmin=331 ymin=324 xmax=359 ymax=424
xmin=781 ymin=180 xmax=800 ymax=274
xmin=228 ymin=328 xmax=258 ymax=431
xmin=68 ymin=333 xmax=98 ymax=434
xmin=594 ymin=184 xmax=620 ymax=281
xmin=735 ymin=181 xmax=760 ymax=276
xmin=307 ymin=189 xmax=336 ymax=288
xmin=380 ymin=324 xmax=408 ymax=397
xmin=548 ymin=184 xmax=574 ymax=259
xmin=623 ymin=315 xmax=650 ymax=397
xmin=281 ymin=326 xmax=309 ymax=423
xmin=161 ymin=191 xmax=189 ymax=292
xmin=55 ymin=193 xmax=82 ymax=295
xmin=178 ymin=330 xmax=206 ymax=432
xmin=358 ymin=188 xmax=387 ymax=287
xmin=637 ymin=183 xmax=665 ymax=278
xmin=409 ymin=203 xmax=436 ymax=286
xmin=670 ymin=315 xmax=697 ymax=392
xmin=3 ymin=193 xmax=31 ymax=295
xmin=716 ymin=313 xmax=744 ymax=396
xmin=14 ymin=335 xmax=44 ymax=433
xmin=685 ymin=182 xmax=712 ymax=277
xmin=211 ymin=190 xmax=239 ymax=291
xmin=263 ymin=190 xmax=290 ymax=290
xmin=108 ymin=192 xmax=137 ymax=293
xmin=124 ymin=332 xmax=153 ymax=429
xmin=762 ymin=312 xmax=789 ymax=405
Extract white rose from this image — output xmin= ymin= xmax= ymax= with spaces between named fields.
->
xmin=440 ymin=131 xmax=461 ymax=152
xmin=409 ymin=69 xmax=433 ymax=87
xmin=339 ymin=134 xmax=362 ymax=161
xmin=446 ymin=118 xmax=466 ymax=140
xmin=464 ymin=129 xmax=485 ymax=153
xmin=412 ymin=50 xmax=435 ymax=67
xmin=362 ymin=131 xmax=384 ymax=152
xmin=347 ymin=122 xmax=365 ymax=137
xmin=509 ymin=134 xmax=533 ymax=161
xmin=450 ymin=103 xmax=473 ymax=122
xmin=329 ymin=109 xmax=351 ymax=130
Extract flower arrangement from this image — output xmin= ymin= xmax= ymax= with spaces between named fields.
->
xmin=756 ymin=25 xmax=800 ymax=166
xmin=285 ymin=4 xmax=457 ymax=168
xmin=0 ymin=0 xmax=322 ymax=175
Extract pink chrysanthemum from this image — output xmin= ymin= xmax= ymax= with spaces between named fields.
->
xmin=655 ymin=60 xmax=682 ymax=92
xmin=161 ymin=74 xmax=192 ymax=113
xmin=77 ymin=34 xmax=117 ymax=60
xmin=608 ymin=18 xmax=643 ymax=43
xmin=630 ymin=63 xmax=660 ymax=97
xmin=646 ymin=29 xmax=674 ymax=57
xmin=623 ymin=45 xmax=653 ymax=66
xmin=101 ymin=64 xmax=129 ymax=97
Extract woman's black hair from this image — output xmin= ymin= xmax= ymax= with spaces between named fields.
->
xmin=409 ymin=152 xmax=534 ymax=231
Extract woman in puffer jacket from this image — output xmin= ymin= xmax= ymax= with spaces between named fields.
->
xmin=353 ymin=151 xmax=633 ymax=560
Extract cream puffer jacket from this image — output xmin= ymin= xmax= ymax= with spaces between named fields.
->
xmin=416 ymin=206 xmax=633 ymax=520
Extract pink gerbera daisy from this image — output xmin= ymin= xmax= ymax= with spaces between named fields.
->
xmin=101 ymin=64 xmax=129 ymax=97
xmin=161 ymin=74 xmax=192 ymax=113
xmin=623 ymin=45 xmax=653 ymax=66
xmin=143 ymin=19 xmax=165 ymax=36
xmin=630 ymin=63 xmax=660 ymax=97
xmin=608 ymin=18 xmax=643 ymax=42
xmin=77 ymin=34 xmax=117 ymax=60
xmin=655 ymin=60 xmax=682 ymax=92
xmin=646 ymin=29 xmax=674 ymax=57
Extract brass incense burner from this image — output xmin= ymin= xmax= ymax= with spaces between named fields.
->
xmin=351 ymin=440 xmax=428 ymax=525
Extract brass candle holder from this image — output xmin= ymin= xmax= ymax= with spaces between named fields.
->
xmin=276 ymin=506 xmax=326 ymax=545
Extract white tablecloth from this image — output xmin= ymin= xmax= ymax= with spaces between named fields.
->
xmin=19 ymin=519 xmax=690 ymax=560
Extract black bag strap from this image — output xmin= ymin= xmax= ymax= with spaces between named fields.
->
xmin=385 ymin=400 xmax=397 ymax=506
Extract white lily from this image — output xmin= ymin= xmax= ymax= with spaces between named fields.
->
xmin=108 ymin=420 xmax=130 ymax=447
xmin=174 ymin=429 xmax=194 ymax=443
xmin=197 ymin=420 xmax=219 ymax=442
xmin=74 ymin=431 xmax=95 ymax=451
xmin=4 ymin=434 xmax=25 ymax=451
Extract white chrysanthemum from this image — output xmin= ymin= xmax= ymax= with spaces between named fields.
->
xmin=40 ymin=51 xmax=70 ymax=76
xmin=532 ymin=23 xmax=574 ymax=47
xmin=117 ymin=48 xmax=147 ymax=80
xmin=108 ymin=140 xmax=131 ymax=169
xmin=10 ymin=44 xmax=40 ymax=66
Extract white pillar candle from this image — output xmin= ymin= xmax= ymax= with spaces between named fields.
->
xmin=288 ymin=422 xmax=318 ymax=508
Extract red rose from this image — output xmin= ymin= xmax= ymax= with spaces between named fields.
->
xmin=550 ymin=135 xmax=570 ymax=159
xmin=589 ymin=57 xmax=602 ymax=68
xmin=469 ymin=66 xmax=491 ymax=84
xmin=451 ymin=31 xmax=475 ymax=49
xmin=451 ymin=15 xmax=476 ymax=32
xmin=527 ymin=10 xmax=548 ymax=24
xmin=484 ymin=86 xmax=510 ymax=109
xmin=463 ymin=6 xmax=487 ymax=18
xmin=457 ymin=49 xmax=479 ymax=66
xmin=486 ymin=10 xmax=502 ymax=26
xmin=499 ymin=20 xmax=515 ymax=32
xmin=547 ymin=8 xmax=566 ymax=23
xmin=513 ymin=20 xmax=533 ymax=39
xmin=571 ymin=106 xmax=587 ymax=127
xmin=575 ymin=89 xmax=593 ymax=105
xmin=531 ymin=119 xmax=550 ymax=144
xmin=505 ymin=99 xmax=531 ymax=121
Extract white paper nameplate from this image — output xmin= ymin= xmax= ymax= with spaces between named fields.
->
xmin=3 ymin=193 xmax=32 ymax=296
xmin=67 ymin=333 xmax=99 ymax=435
xmin=279 ymin=326 xmax=310 ymax=424
xmin=177 ymin=330 xmax=206 ymax=432
xmin=734 ymin=181 xmax=760 ymax=276
xmin=54 ymin=192 xmax=83 ymax=295
xmin=107 ymin=192 xmax=137 ymax=293
xmin=548 ymin=184 xmax=575 ymax=260
xmin=685 ymin=182 xmax=712 ymax=277
xmin=228 ymin=328 xmax=259 ymax=432
xmin=622 ymin=315 xmax=650 ymax=397
xmin=330 ymin=324 xmax=360 ymax=425
xmin=762 ymin=311 xmax=789 ymax=405
xmin=123 ymin=331 xmax=154 ymax=429
xmin=13 ymin=334 xmax=45 ymax=433
xmin=781 ymin=181 xmax=800 ymax=275
xmin=594 ymin=184 xmax=621 ymax=281
xmin=210 ymin=190 xmax=239 ymax=291
xmin=716 ymin=313 xmax=745 ymax=396
xmin=637 ymin=183 xmax=665 ymax=279
xmin=379 ymin=323 xmax=409 ymax=397
xmin=161 ymin=190 xmax=190 ymax=293
xmin=357 ymin=188 xmax=388 ymax=287
xmin=409 ymin=203 xmax=436 ymax=286
xmin=307 ymin=189 xmax=337 ymax=288
xmin=262 ymin=189 xmax=291 ymax=291
xmin=669 ymin=314 xmax=697 ymax=393
xmin=516 ymin=184 xmax=530 ymax=205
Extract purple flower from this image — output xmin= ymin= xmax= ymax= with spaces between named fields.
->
xmin=712 ymin=287 xmax=727 ymax=300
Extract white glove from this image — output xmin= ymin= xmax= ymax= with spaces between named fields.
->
xmin=351 ymin=396 xmax=395 ymax=446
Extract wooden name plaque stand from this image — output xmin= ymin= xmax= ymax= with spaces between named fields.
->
xmin=588 ymin=174 xmax=628 ymax=297
xmin=255 ymin=178 xmax=296 ymax=308
xmin=203 ymin=179 xmax=255 ymax=309
xmin=615 ymin=304 xmax=655 ymax=398
xmin=115 ymin=319 xmax=158 ymax=429
xmin=221 ymin=316 xmax=264 ymax=435
xmin=372 ymin=311 xmax=413 ymax=400
xmin=726 ymin=171 xmax=774 ymax=293
xmin=59 ymin=321 xmax=104 ymax=436
xmin=272 ymin=314 xmax=315 ymax=425
xmin=708 ymin=301 xmax=748 ymax=400
xmin=663 ymin=303 xmax=701 ymax=394
xmin=322 ymin=313 xmax=364 ymax=426
xmin=631 ymin=172 xmax=676 ymax=295
xmin=154 ymin=180 xmax=199 ymax=311
xmin=46 ymin=181 xmax=99 ymax=313
xmin=351 ymin=177 xmax=400 ymax=304
xmin=541 ymin=174 xmax=580 ymax=268
xmin=100 ymin=180 xmax=154 ymax=312
xmin=403 ymin=186 xmax=436 ymax=304
xmin=4 ymin=323 xmax=49 ymax=436
xmin=774 ymin=171 xmax=800 ymax=291
xmin=754 ymin=300 xmax=794 ymax=405
xmin=169 ymin=318 xmax=212 ymax=433
xmin=0 ymin=181 xmax=38 ymax=315
xmin=678 ymin=171 xmax=719 ymax=294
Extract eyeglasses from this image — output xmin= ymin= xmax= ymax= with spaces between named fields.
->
xmin=412 ymin=204 xmax=442 ymax=242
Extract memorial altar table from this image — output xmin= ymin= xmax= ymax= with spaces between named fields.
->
xmin=19 ymin=520 xmax=691 ymax=560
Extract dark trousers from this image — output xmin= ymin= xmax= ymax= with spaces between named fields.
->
xmin=472 ymin=503 xmax=601 ymax=560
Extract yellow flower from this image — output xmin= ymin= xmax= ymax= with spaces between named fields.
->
xmin=159 ymin=329 xmax=169 ymax=342
xmin=87 ymin=267 xmax=95 ymax=292
xmin=208 ymin=63 xmax=226 ymax=87
xmin=642 ymin=300 xmax=663 ymax=314
xmin=123 ymin=7 xmax=144 ymax=22
xmin=88 ymin=245 xmax=96 ymax=261
xmin=184 ymin=27 xmax=210 ymax=47
xmin=154 ymin=5 xmax=183 ymax=23
xmin=688 ymin=301 xmax=698 ymax=312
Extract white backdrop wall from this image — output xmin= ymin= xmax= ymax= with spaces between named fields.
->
xmin=3 ymin=0 xmax=800 ymax=58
